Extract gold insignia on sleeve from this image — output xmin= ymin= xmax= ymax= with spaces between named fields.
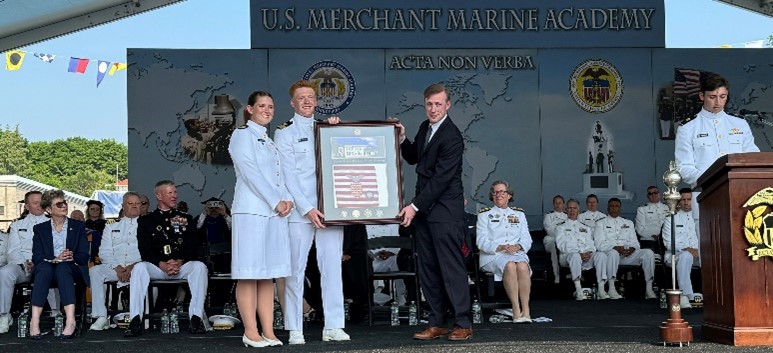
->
xmin=742 ymin=187 xmax=773 ymax=260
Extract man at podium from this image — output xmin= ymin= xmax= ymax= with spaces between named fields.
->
xmin=674 ymin=74 xmax=759 ymax=235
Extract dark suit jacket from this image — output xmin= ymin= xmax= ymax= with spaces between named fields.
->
xmin=401 ymin=116 xmax=465 ymax=222
xmin=32 ymin=218 xmax=90 ymax=285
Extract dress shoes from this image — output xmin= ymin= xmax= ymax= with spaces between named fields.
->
xmin=28 ymin=331 xmax=49 ymax=340
xmin=124 ymin=315 xmax=143 ymax=337
xmin=447 ymin=327 xmax=472 ymax=341
xmin=189 ymin=315 xmax=207 ymax=334
xmin=242 ymin=335 xmax=272 ymax=348
xmin=413 ymin=327 xmax=448 ymax=340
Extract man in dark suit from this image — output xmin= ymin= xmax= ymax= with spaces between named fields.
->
xmin=396 ymin=83 xmax=471 ymax=341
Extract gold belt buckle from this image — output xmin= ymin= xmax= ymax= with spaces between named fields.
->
xmin=163 ymin=245 xmax=172 ymax=255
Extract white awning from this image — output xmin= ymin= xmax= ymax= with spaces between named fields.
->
xmin=0 ymin=0 xmax=184 ymax=53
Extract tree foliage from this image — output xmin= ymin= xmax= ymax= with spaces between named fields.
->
xmin=0 ymin=125 xmax=30 ymax=176
xmin=24 ymin=137 xmax=128 ymax=196
xmin=0 ymin=132 xmax=129 ymax=197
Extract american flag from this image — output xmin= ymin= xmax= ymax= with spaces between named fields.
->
xmin=673 ymin=68 xmax=702 ymax=96
xmin=333 ymin=165 xmax=380 ymax=208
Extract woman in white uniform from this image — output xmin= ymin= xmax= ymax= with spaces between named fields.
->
xmin=476 ymin=180 xmax=533 ymax=323
xmin=228 ymin=91 xmax=294 ymax=347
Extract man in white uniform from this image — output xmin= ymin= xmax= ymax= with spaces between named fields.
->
xmin=634 ymin=186 xmax=669 ymax=254
xmin=542 ymin=195 xmax=566 ymax=284
xmin=594 ymin=198 xmax=657 ymax=300
xmin=579 ymin=194 xmax=606 ymax=228
xmin=556 ymin=199 xmax=608 ymax=301
xmin=0 ymin=191 xmax=60 ymax=333
xmin=675 ymin=74 xmax=759 ymax=236
xmin=274 ymin=80 xmax=349 ymax=344
xmin=661 ymin=188 xmax=700 ymax=309
xmin=89 ymin=192 xmax=143 ymax=330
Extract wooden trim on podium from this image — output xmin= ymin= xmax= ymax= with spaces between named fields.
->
xmin=696 ymin=152 xmax=773 ymax=346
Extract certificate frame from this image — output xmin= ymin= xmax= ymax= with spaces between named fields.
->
xmin=315 ymin=121 xmax=404 ymax=225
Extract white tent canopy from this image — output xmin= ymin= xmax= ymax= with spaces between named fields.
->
xmin=0 ymin=0 xmax=183 ymax=53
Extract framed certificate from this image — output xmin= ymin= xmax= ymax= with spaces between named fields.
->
xmin=315 ymin=121 xmax=404 ymax=225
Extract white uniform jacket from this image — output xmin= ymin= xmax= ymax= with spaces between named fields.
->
xmin=274 ymin=114 xmax=319 ymax=223
xmin=556 ymin=219 xmax=596 ymax=254
xmin=675 ymin=108 xmax=759 ymax=187
xmin=661 ymin=210 xmax=699 ymax=258
xmin=476 ymin=206 xmax=532 ymax=268
xmin=635 ymin=202 xmax=669 ymax=239
xmin=229 ymin=120 xmax=291 ymax=216
xmin=593 ymin=216 xmax=640 ymax=252
xmin=579 ymin=210 xmax=606 ymax=228
xmin=7 ymin=214 xmax=48 ymax=265
xmin=542 ymin=211 xmax=567 ymax=237
xmin=99 ymin=217 xmax=142 ymax=269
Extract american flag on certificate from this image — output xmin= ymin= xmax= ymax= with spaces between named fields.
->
xmin=672 ymin=68 xmax=702 ymax=97
xmin=333 ymin=165 xmax=380 ymax=208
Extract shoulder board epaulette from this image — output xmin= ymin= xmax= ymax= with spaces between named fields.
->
xmin=510 ymin=206 xmax=524 ymax=212
xmin=546 ymin=210 xmax=553 ymax=214
xmin=277 ymin=120 xmax=293 ymax=129
xmin=679 ymin=114 xmax=696 ymax=126
xmin=314 ymin=118 xmax=325 ymax=123
xmin=556 ymin=221 xmax=566 ymax=226
xmin=728 ymin=113 xmax=745 ymax=119
xmin=106 ymin=219 xmax=117 ymax=225
xmin=640 ymin=203 xmax=647 ymax=207
xmin=478 ymin=207 xmax=491 ymax=214
xmin=238 ymin=124 xmax=248 ymax=129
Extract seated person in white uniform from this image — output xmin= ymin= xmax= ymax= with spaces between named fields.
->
xmin=661 ymin=188 xmax=700 ymax=309
xmin=556 ymin=199 xmax=608 ymax=301
xmin=579 ymin=194 xmax=606 ymax=228
xmin=593 ymin=198 xmax=657 ymax=300
xmin=542 ymin=195 xmax=566 ymax=284
xmin=477 ymin=181 xmax=533 ymax=323
xmin=89 ymin=192 xmax=143 ymax=330
xmin=366 ymin=224 xmax=406 ymax=305
xmin=634 ymin=186 xmax=669 ymax=254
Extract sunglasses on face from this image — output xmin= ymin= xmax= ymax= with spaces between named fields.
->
xmin=54 ymin=200 xmax=68 ymax=208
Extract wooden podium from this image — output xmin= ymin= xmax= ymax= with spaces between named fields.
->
xmin=697 ymin=152 xmax=773 ymax=346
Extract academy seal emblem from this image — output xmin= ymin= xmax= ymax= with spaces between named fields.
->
xmin=302 ymin=60 xmax=356 ymax=115
xmin=570 ymin=59 xmax=624 ymax=113
xmin=742 ymin=187 xmax=773 ymax=260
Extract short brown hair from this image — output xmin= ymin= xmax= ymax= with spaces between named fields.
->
xmin=41 ymin=189 xmax=66 ymax=209
xmin=288 ymin=80 xmax=316 ymax=98
xmin=700 ymin=74 xmax=729 ymax=93
xmin=423 ymin=83 xmax=450 ymax=101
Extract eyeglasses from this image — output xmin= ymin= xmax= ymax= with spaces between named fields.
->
xmin=54 ymin=200 xmax=68 ymax=208
xmin=492 ymin=191 xmax=509 ymax=195
xmin=647 ymin=191 xmax=659 ymax=196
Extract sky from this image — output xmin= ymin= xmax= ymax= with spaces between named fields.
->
xmin=0 ymin=0 xmax=771 ymax=144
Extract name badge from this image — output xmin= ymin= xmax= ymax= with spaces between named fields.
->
xmin=676 ymin=225 xmax=684 ymax=228
xmin=298 ymin=138 xmax=308 ymax=142
xmin=163 ymin=245 xmax=172 ymax=255
xmin=112 ymin=229 xmax=121 ymax=233
xmin=19 ymin=229 xmax=27 ymax=232
xmin=257 ymin=138 xmax=266 ymax=142
xmin=697 ymin=133 xmax=708 ymax=138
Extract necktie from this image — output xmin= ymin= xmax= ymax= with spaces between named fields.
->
xmin=424 ymin=126 xmax=433 ymax=149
